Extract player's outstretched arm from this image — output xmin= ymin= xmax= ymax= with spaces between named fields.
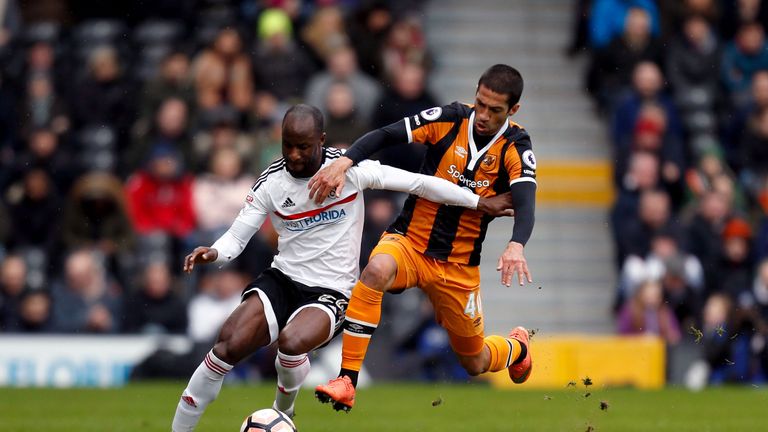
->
xmin=497 ymin=181 xmax=536 ymax=286
xmin=183 ymin=247 xmax=218 ymax=273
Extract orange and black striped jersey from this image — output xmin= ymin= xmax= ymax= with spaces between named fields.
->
xmin=387 ymin=102 xmax=537 ymax=266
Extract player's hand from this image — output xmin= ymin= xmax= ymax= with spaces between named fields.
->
xmin=308 ymin=157 xmax=353 ymax=205
xmin=183 ymin=247 xmax=218 ymax=274
xmin=497 ymin=241 xmax=532 ymax=287
xmin=477 ymin=192 xmax=515 ymax=217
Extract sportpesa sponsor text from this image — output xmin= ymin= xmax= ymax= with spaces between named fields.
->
xmin=447 ymin=164 xmax=490 ymax=188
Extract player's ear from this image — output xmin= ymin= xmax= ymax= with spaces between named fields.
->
xmin=319 ymin=132 xmax=326 ymax=146
xmin=507 ymin=103 xmax=520 ymax=117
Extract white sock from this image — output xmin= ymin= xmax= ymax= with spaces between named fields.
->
xmin=172 ymin=350 xmax=233 ymax=432
xmin=273 ymin=351 xmax=310 ymax=417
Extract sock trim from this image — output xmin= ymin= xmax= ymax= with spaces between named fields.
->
xmin=205 ymin=351 xmax=232 ymax=376
xmin=345 ymin=316 xmax=378 ymax=328
xmin=505 ymin=339 xmax=514 ymax=368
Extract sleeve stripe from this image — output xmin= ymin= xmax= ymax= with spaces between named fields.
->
xmin=509 ymin=177 xmax=537 ymax=186
xmin=404 ymin=116 xmax=413 ymax=143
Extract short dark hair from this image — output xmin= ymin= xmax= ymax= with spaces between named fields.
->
xmin=477 ymin=64 xmax=524 ymax=106
xmin=283 ymin=104 xmax=324 ymax=135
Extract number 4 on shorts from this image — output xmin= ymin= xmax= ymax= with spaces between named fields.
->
xmin=464 ymin=292 xmax=478 ymax=318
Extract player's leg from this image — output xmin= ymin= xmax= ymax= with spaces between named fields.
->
xmin=273 ymin=305 xmax=336 ymax=418
xmin=427 ymin=264 xmax=532 ymax=382
xmin=172 ymin=294 xmax=271 ymax=431
xmin=316 ymin=233 xmax=418 ymax=411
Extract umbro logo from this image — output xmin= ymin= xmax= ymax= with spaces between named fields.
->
xmin=281 ymin=197 xmax=296 ymax=208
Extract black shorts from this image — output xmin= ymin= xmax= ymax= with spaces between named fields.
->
xmin=241 ymin=268 xmax=349 ymax=346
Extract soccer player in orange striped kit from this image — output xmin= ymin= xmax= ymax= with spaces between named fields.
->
xmin=312 ymin=64 xmax=537 ymax=412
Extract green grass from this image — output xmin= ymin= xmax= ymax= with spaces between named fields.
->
xmin=0 ymin=382 xmax=766 ymax=431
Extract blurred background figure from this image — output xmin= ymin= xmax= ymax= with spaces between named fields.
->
xmin=50 ymin=249 xmax=122 ymax=334
xmin=122 ymin=262 xmax=186 ymax=334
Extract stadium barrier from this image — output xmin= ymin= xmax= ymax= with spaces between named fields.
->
xmin=0 ymin=335 xmax=191 ymax=387
xmin=487 ymin=335 xmax=665 ymax=389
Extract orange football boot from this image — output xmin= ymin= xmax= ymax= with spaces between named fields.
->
xmin=508 ymin=326 xmax=533 ymax=384
xmin=315 ymin=376 xmax=355 ymax=412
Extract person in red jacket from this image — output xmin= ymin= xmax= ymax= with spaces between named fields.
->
xmin=125 ymin=145 xmax=196 ymax=248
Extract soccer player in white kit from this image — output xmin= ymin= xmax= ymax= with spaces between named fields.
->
xmin=171 ymin=105 xmax=513 ymax=431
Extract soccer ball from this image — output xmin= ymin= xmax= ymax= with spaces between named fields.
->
xmin=240 ymin=408 xmax=297 ymax=432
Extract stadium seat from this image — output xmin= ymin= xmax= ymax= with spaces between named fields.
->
xmin=133 ymin=20 xmax=184 ymax=46
xmin=22 ymin=22 xmax=62 ymax=45
xmin=76 ymin=125 xmax=118 ymax=172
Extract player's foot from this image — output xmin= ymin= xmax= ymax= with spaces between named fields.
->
xmin=508 ymin=326 xmax=533 ymax=384
xmin=315 ymin=376 xmax=355 ymax=412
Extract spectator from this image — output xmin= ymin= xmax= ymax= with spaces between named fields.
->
xmin=617 ymin=278 xmax=682 ymax=344
xmin=6 ymin=169 xmax=63 ymax=260
xmin=186 ymin=269 xmax=243 ymax=343
xmin=588 ymin=7 xmax=664 ymax=112
xmin=666 ymin=15 xmax=722 ymax=143
xmin=659 ymin=0 xmax=719 ymax=37
xmin=10 ymin=128 xmax=77 ymax=191
xmin=50 ymin=249 xmax=122 ymax=333
xmin=739 ymin=107 xmax=768 ymax=195
xmin=193 ymin=27 xmax=253 ymax=112
xmin=716 ymin=217 xmax=755 ymax=300
xmin=618 ymin=189 xmax=680 ymax=262
xmin=724 ymin=69 xmax=768 ymax=170
xmin=18 ymin=73 xmax=70 ymax=138
xmin=588 ymin=0 xmax=660 ymax=49
xmin=0 ymin=0 xmax=21 ymax=58
xmin=611 ymin=62 xmax=684 ymax=160
xmin=620 ymin=229 xmax=704 ymax=310
xmin=701 ymin=293 xmax=737 ymax=383
xmin=137 ymin=52 xmax=194 ymax=128
xmin=720 ymin=0 xmax=768 ymax=40
xmin=252 ymin=9 xmax=313 ymax=102
xmin=125 ymin=145 xmax=196 ymax=249
xmin=347 ymin=1 xmax=392 ymax=78
xmin=721 ymin=22 xmax=768 ymax=110
xmin=126 ymin=97 xmax=192 ymax=174
xmin=192 ymin=147 xmax=255 ymax=241
xmin=687 ymin=191 xmax=733 ymax=294
xmin=13 ymin=290 xmax=52 ymax=332
xmin=300 ymin=4 xmax=348 ymax=66
xmin=380 ymin=15 xmax=430 ymax=80
xmin=305 ymin=45 xmax=381 ymax=123
xmin=323 ymin=82 xmax=368 ymax=149
xmin=61 ymin=172 xmax=134 ymax=264
xmin=0 ymin=255 xmax=29 ymax=331
xmin=193 ymin=106 xmax=257 ymax=173
xmin=71 ymin=47 xmax=134 ymax=132
xmin=122 ymin=263 xmax=186 ymax=334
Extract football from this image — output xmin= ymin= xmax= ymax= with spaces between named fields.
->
xmin=240 ymin=408 xmax=297 ymax=432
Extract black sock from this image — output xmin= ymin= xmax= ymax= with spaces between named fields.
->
xmin=339 ymin=368 xmax=359 ymax=387
xmin=512 ymin=343 xmax=527 ymax=365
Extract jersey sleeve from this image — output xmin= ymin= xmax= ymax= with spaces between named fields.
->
xmin=505 ymin=136 xmax=538 ymax=186
xmin=350 ymin=160 xmax=480 ymax=209
xmin=211 ymin=181 xmax=271 ymax=265
xmin=404 ymin=102 xmax=462 ymax=145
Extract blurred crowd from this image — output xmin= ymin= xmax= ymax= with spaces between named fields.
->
xmin=0 ymin=0 xmax=439 ymax=367
xmin=570 ymin=0 xmax=768 ymax=384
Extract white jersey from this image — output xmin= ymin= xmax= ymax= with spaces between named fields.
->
xmin=211 ymin=147 xmax=480 ymax=298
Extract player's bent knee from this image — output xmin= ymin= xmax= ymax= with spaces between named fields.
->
xmin=277 ymin=330 xmax=312 ymax=356
xmin=213 ymin=339 xmax=247 ymax=365
xmin=360 ymin=255 xmax=397 ymax=290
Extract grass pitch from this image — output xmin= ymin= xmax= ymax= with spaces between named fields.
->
xmin=0 ymin=382 xmax=766 ymax=431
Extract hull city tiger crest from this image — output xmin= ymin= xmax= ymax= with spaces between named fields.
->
xmin=481 ymin=154 xmax=497 ymax=170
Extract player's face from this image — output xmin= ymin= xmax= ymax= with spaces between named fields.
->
xmin=282 ymin=119 xmax=325 ymax=178
xmin=473 ymin=84 xmax=519 ymax=136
